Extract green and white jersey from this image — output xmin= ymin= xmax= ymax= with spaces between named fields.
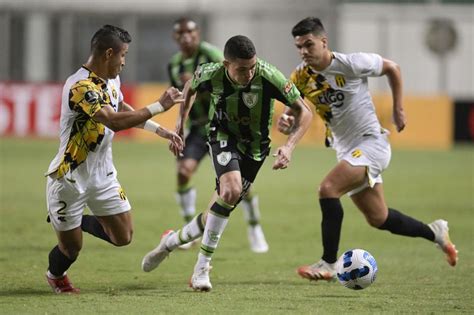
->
xmin=168 ymin=41 xmax=223 ymax=136
xmin=191 ymin=58 xmax=300 ymax=161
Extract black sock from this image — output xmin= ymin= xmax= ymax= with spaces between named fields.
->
xmin=48 ymin=245 xmax=76 ymax=277
xmin=81 ymin=215 xmax=113 ymax=244
xmin=320 ymin=198 xmax=344 ymax=264
xmin=378 ymin=208 xmax=434 ymax=241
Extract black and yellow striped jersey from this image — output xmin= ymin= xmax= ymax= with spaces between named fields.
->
xmin=47 ymin=67 xmax=122 ymax=186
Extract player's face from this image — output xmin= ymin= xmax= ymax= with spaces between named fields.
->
xmin=106 ymin=43 xmax=128 ymax=79
xmin=173 ymin=21 xmax=200 ymax=52
xmin=294 ymin=33 xmax=327 ymax=68
xmin=224 ymin=56 xmax=257 ymax=86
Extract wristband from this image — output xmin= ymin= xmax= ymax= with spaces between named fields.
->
xmin=143 ymin=120 xmax=160 ymax=133
xmin=146 ymin=101 xmax=165 ymax=116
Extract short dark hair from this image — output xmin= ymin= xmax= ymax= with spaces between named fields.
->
xmin=291 ymin=17 xmax=326 ymax=37
xmin=224 ymin=35 xmax=256 ymax=60
xmin=90 ymin=25 xmax=131 ymax=55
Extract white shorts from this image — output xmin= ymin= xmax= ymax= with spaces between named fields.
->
xmin=336 ymin=133 xmax=391 ymax=196
xmin=46 ymin=176 xmax=131 ymax=231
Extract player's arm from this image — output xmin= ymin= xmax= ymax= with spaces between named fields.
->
xmin=93 ymin=87 xmax=183 ymax=132
xmin=118 ymin=101 xmax=183 ymax=150
xmin=273 ymin=97 xmax=313 ymax=170
xmin=381 ymin=58 xmax=406 ymax=132
xmin=176 ymin=79 xmax=197 ymax=138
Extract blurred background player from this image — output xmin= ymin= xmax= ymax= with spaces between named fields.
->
xmin=278 ymin=17 xmax=458 ymax=282
xmin=142 ymin=35 xmax=313 ymax=291
xmin=168 ymin=17 xmax=269 ymax=252
xmin=45 ymin=24 xmax=183 ymax=294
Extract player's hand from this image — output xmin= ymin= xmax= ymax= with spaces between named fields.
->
xmin=393 ymin=108 xmax=406 ymax=132
xmin=168 ymin=140 xmax=183 ymax=157
xmin=158 ymin=87 xmax=184 ymax=111
xmin=155 ymin=127 xmax=183 ymax=155
xmin=272 ymin=145 xmax=292 ymax=170
xmin=277 ymin=113 xmax=295 ymax=135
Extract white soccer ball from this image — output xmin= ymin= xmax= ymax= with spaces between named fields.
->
xmin=336 ymin=249 xmax=378 ymax=290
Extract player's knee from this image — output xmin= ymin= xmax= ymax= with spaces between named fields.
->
xmin=220 ymin=185 xmax=242 ymax=205
xmin=59 ymin=243 xmax=82 ymax=260
xmin=110 ymin=229 xmax=133 ymax=247
xmin=177 ymin=166 xmax=192 ymax=182
xmin=318 ymin=181 xmax=338 ymax=198
xmin=365 ymin=213 xmax=386 ymax=228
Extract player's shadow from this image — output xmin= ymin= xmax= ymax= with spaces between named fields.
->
xmin=0 ymin=288 xmax=53 ymax=297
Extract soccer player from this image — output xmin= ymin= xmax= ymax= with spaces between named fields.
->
xmin=168 ymin=17 xmax=269 ymax=253
xmin=44 ymin=25 xmax=184 ymax=294
xmin=142 ymin=35 xmax=313 ymax=291
xmin=279 ymin=17 xmax=458 ymax=282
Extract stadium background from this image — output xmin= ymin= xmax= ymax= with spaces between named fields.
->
xmin=0 ymin=0 xmax=473 ymax=313
xmin=0 ymin=0 xmax=473 ymax=147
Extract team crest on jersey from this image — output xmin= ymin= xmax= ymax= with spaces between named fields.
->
xmin=335 ymin=75 xmax=346 ymax=87
xmin=351 ymin=149 xmax=363 ymax=158
xmin=111 ymin=88 xmax=117 ymax=99
xmin=242 ymin=92 xmax=258 ymax=109
xmin=217 ymin=151 xmax=232 ymax=166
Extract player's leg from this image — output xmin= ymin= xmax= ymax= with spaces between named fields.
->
xmin=176 ymin=158 xmax=199 ymax=222
xmin=86 ymin=180 xmax=133 ymax=246
xmin=297 ymin=161 xmax=366 ymax=281
xmin=191 ymin=170 xmax=242 ymax=291
xmin=352 ymin=184 xmax=458 ymax=266
xmin=176 ymin=133 xmax=208 ymax=223
xmin=45 ymin=177 xmax=85 ymax=293
xmin=141 ymin=192 xmax=215 ymax=273
xmin=241 ymin=188 xmax=269 ymax=253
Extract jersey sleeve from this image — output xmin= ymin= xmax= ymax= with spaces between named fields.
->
xmin=69 ymin=80 xmax=106 ymax=117
xmin=348 ymin=53 xmax=383 ymax=77
xmin=262 ymin=62 xmax=300 ymax=107
xmin=191 ymin=62 xmax=220 ymax=91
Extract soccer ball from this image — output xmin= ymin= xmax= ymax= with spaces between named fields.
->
xmin=336 ymin=249 xmax=378 ymax=290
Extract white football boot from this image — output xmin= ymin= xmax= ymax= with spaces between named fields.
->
xmin=141 ymin=230 xmax=175 ymax=272
xmin=428 ymin=219 xmax=458 ymax=266
xmin=247 ymin=225 xmax=269 ymax=253
xmin=190 ymin=263 xmax=213 ymax=292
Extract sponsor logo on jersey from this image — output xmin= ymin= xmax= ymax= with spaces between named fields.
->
xmin=335 ymin=75 xmax=346 ymax=87
xmin=217 ymin=151 xmax=232 ymax=166
xmin=112 ymin=88 xmax=118 ymax=99
xmin=351 ymin=149 xmax=363 ymax=158
xmin=242 ymin=92 xmax=258 ymax=108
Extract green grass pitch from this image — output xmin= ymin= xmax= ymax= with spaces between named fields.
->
xmin=0 ymin=138 xmax=472 ymax=314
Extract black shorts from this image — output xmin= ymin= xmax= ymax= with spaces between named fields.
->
xmin=179 ymin=131 xmax=209 ymax=162
xmin=209 ymin=139 xmax=266 ymax=185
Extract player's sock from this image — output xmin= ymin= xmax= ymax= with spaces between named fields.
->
xmin=176 ymin=185 xmax=197 ymax=223
xmin=166 ymin=213 xmax=205 ymax=249
xmin=48 ymin=245 xmax=76 ymax=277
xmin=199 ymin=198 xmax=233 ymax=259
xmin=320 ymin=198 xmax=344 ymax=264
xmin=81 ymin=215 xmax=113 ymax=244
xmin=378 ymin=208 xmax=435 ymax=241
xmin=241 ymin=193 xmax=261 ymax=226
